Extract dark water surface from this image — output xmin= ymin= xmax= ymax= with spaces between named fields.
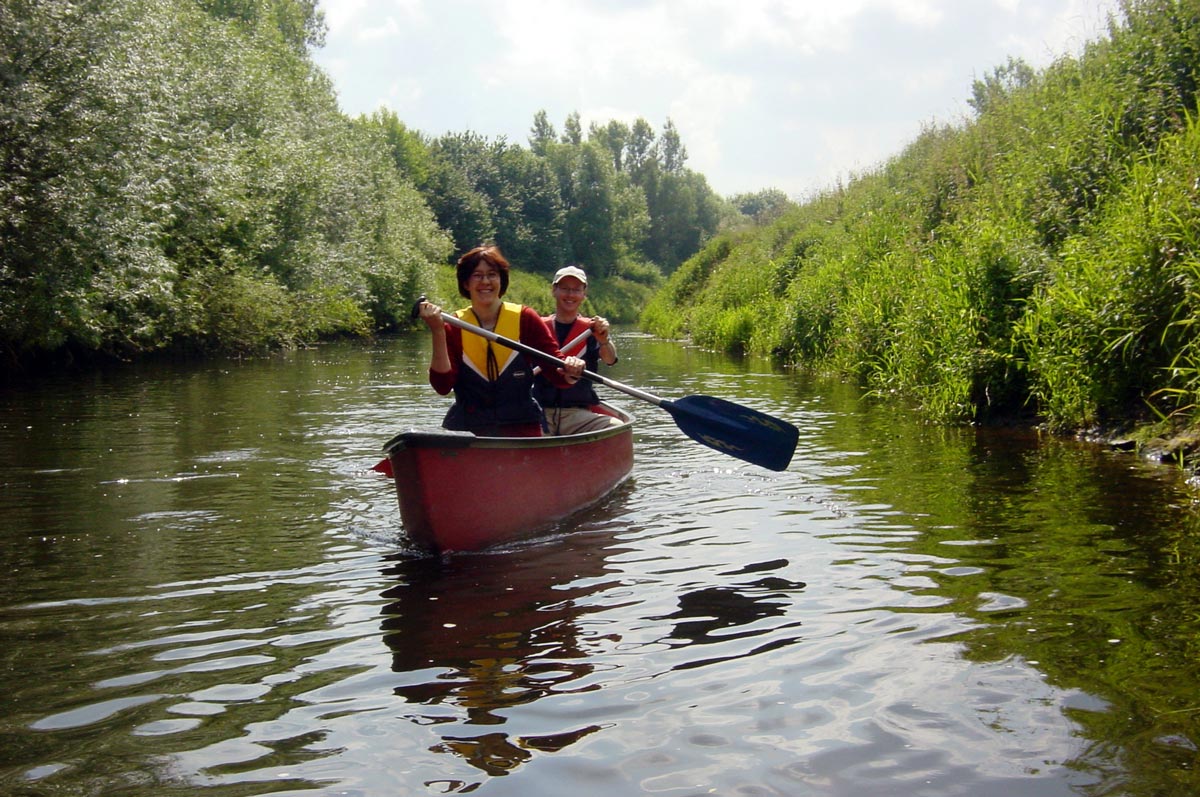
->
xmin=2 ymin=333 xmax=1199 ymax=796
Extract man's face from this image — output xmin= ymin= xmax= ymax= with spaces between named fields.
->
xmin=554 ymin=277 xmax=587 ymax=316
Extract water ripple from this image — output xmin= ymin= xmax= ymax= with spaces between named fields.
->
xmin=3 ymin=336 xmax=1196 ymax=795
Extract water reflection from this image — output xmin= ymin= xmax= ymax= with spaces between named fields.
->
xmin=652 ymin=560 xmax=805 ymax=670
xmin=806 ymin=405 xmax=1200 ymax=795
xmin=377 ymin=532 xmax=814 ymax=785
xmin=379 ymin=531 xmax=625 ymax=778
xmin=6 ymin=334 xmax=1200 ymax=795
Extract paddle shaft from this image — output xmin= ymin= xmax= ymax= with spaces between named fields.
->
xmin=532 ymin=327 xmax=592 ymax=375
xmin=435 ymin=310 xmax=665 ymax=406
xmin=373 ymin=321 xmax=596 ymax=476
xmin=374 ymin=319 xmax=597 ymax=476
xmin=376 ymin=298 xmax=799 ymax=471
xmin=431 ymin=310 xmax=798 ymax=470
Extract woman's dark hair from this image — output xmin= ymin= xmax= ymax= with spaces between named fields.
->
xmin=456 ymin=245 xmax=510 ymax=298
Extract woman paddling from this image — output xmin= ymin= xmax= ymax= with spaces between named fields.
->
xmin=418 ymin=245 xmax=585 ymax=437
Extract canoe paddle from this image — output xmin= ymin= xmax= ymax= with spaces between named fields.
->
xmin=382 ymin=297 xmax=799 ymax=472
xmin=532 ymin=327 xmax=592 ymax=375
xmin=372 ymin=325 xmax=595 ymax=477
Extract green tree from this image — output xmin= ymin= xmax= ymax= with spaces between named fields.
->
xmin=562 ymin=111 xmax=582 ymax=145
xmin=529 ymin=109 xmax=556 ymax=156
xmin=422 ymin=157 xmax=497 ymax=256
xmin=494 ymin=143 xmax=568 ymax=270
xmin=1 ymin=0 xmax=119 ymax=354
xmin=731 ymin=188 xmax=796 ymax=225
xmin=659 ymin=118 xmax=687 ymax=174
xmin=647 ymin=170 xmax=721 ymax=269
xmin=367 ymin=108 xmax=433 ymax=186
xmin=198 ymin=0 xmax=327 ymax=51
xmin=366 ymin=113 xmax=493 ymax=256
xmin=626 ymin=118 xmax=657 ymax=177
xmin=432 ymin=132 xmax=567 ymax=269
xmin=967 ymin=56 xmax=1036 ymax=116
xmin=589 ymin=119 xmax=629 ymax=173
xmin=566 ymin=142 xmax=621 ymax=272
xmin=1 ymin=0 xmax=448 ymax=363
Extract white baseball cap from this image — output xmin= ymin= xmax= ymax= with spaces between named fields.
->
xmin=552 ymin=265 xmax=588 ymax=286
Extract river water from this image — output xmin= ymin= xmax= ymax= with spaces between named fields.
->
xmin=1 ymin=332 xmax=1199 ymax=796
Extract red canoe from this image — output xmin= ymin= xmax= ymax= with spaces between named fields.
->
xmin=383 ymin=404 xmax=634 ymax=553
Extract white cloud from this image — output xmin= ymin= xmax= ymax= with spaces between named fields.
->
xmin=359 ymin=15 xmax=401 ymax=40
xmin=886 ymin=0 xmax=945 ymax=27
xmin=710 ymin=1 xmax=850 ymax=53
xmin=384 ymin=77 xmax=424 ymax=108
xmin=487 ymin=1 xmax=697 ymax=87
xmin=311 ymin=0 xmax=1124 ymax=197
xmin=320 ymin=0 xmax=368 ymax=36
xmin=669 ymin=72 xmax=755 ymax=176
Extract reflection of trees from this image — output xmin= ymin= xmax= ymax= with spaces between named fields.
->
xmin=815 ymin=400 xmax=1200 ymax=795
xmin=378 ymin=534 xmax=623 ymax=777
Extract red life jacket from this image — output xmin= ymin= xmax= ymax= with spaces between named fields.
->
xmin=534 ymin=315 xmax=602 ymax=409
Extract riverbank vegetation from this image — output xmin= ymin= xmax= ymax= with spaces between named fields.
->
xmin=3 ymin=0 xmax=449 ymax=365
xmin=642 ymin=0 xmax=1200 ymax=444
xmin=3 ymin=0 xmax=767 ymax=373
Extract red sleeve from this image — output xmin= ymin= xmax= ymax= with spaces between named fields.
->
xmin=428 ymin=322 xmax=461 ymax=395
xmin=520 ymin=306 xmax=574 ymax=388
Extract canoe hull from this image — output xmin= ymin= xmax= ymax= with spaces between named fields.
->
xmin=384 ymin=406 xmax=633 ymax=553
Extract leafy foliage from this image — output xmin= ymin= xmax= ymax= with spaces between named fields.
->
xmin=359 ymin=109 xmax=726 ymax=322
xmin=641 ymin=0 xmax=1200 ymax=432
xmin=2 ymin=0 xmax=448 ymax=365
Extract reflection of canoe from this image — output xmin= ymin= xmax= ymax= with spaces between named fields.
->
xmin=378 ymin=529 xmax=627 ymax=774
xmin=383 ymin=404 xmax=633 ymax=553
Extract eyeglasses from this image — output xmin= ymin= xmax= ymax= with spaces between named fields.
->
xmin=556 ymin=286 xmax=586 ymax=295
xmin=469 ymin=271 xmax=500 ymax=283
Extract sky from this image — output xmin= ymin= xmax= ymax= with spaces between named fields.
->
xmin=312 ymin=0 xmax=1122 ymax=199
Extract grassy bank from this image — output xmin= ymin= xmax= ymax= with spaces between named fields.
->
xmin=642 ymin=0 xmax=1200 ymax=457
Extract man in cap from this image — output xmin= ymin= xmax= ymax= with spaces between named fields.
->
xmin=534 ymin=265 xmax=623 ymax=435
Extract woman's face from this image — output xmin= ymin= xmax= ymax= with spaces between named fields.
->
xmin=466 ymin=264 xmax=502 ymax=304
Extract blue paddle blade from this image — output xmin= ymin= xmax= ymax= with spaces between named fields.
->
xmin=662 ymin=395 xmax=799 ymax=471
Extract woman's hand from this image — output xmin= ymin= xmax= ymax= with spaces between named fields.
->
xmin=561 ymin=355 xmax=585 ymax=383
xmin=418 ymin=301 xmax=444 ymax=332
